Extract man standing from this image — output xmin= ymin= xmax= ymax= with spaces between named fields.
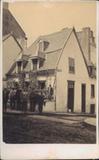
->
xmin=37 ymin=91 xmax=44 ymax=114
xmin=16 ymin=88 xmax=21 ymax=110
xmin=29 ymin=88 xmax=36 ymax=112
xmin=3 ymin=88 xmax=9 ymax=112
xmin=48 ymin=85 xmax=54 ymax=101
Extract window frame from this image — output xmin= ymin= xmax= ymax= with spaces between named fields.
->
xmin=91 ymin=84 xmax=95 ymax=98
xmin=68 ymin=57 xmax=75 ymax=74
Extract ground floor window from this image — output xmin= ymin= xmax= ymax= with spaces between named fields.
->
xmin=91 ymin=84 xmax=95 ymax=98
xmin=90 ymin=104 xmax=95 ymax=114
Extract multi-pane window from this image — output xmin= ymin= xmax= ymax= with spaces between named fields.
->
xmin=91 ymin=84 xmax=95 ymax=98
xmin=68 ymin=57 xmax=75 ymax=73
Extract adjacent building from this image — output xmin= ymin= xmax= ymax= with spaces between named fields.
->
xmin=3 ymin=2 xmax=27 ymax=85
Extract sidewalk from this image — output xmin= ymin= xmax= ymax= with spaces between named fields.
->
xmin=4 ymin=109 xmax=96 ymax=127
xmin=84 ymin=117 xmax=96 ymax=127
xmin=4 ymin=108 xmax=96 ymax=117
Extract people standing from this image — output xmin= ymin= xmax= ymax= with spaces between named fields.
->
xmin=21 ymin=89 xmax=28 ymax=113
xmin=16 ymin=88 xmax=21 ymax=110
xmin=29 ymin=89 xmax=36 ymax=112
xmin=3 ymin=88 xmax=9 ymax=112
xmin=37 ymin=91 xmax=44 ymax=114
xmin=9 ymin=88 xmax=15 ymax=110
xmin=48 ymin=85 xmax=54 ymax=101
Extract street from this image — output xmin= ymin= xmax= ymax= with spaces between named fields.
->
xmin=3 ymin=112 xmax=96 ymax=144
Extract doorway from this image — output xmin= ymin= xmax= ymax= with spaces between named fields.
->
xmin=67 ymin=81 xmax=74 ymax=112
xmin=81 ymin=84 xmax=86 ymax=113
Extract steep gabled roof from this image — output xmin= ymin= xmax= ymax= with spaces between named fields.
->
xmin=3 ymin=8 xmax=26 ymax=38
xmin=39 ymin=50 xmax=62 ymax=71
xmin=7 ymin=27 xmax=92 ymax=77
xmin=28 ymin=28 xmax=72 ymax=55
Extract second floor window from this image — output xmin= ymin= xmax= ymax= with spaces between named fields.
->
xmin=68 ymin=57 xmax=75 ymax=73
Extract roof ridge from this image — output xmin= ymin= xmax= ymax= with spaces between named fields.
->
xmin=40 ymin=27 xmax=72 ymax=39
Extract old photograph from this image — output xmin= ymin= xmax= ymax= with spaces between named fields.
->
xmin=2 ymin=1 xmax=96 ymax=144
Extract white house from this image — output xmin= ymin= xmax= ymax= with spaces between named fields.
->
xmin=6 ymin=27 xmax=96 ymax=114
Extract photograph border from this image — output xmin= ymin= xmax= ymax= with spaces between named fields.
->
xmin=0 ymin=0 xmax=99 ymax=159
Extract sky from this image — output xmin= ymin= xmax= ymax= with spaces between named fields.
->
xmin=9 ymin=1 xmax=96 ymax=46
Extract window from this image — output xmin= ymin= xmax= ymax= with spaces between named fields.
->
xmin=39 ymin=41 xmax=44 ymax=52
xmin=39 ymin=60 xmax=44 ymax=68
xmin=17 ymin=61 xmax=22 ymax=73
xmin=39 ymin=41 xmax=49 ymax=52
xmin=89 ymin=66 xmax=96 ymax=78
xmin=68 ymin=58 xmax=75 ymax=73
xmin=32 ymin=59 xmax=38 ymax=70
xmin=91 ymin=84 xmax=95 ymax=98
xmin=44 ymin=41 xmax=49 ymax=51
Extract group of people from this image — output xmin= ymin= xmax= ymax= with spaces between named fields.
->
xmin=3 ymin=84 xmax=54 ymax=113
xmin=3 ymin=87 xmax=45 ymax=113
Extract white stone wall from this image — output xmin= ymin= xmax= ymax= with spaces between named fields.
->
xmin=56 ymin=31 xmax=96 ymax=113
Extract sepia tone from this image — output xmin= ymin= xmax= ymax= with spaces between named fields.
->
xmin=3 ymin=1 xmax=96 ymax=144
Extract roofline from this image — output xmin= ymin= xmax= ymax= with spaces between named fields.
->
xmin=55 ymin=27 xmax=90 ymax=77
xmin=40 ymin=28 xmax=69 ymax=38
xmin=6 ymin=62 xmax=16 ymax=76
xmin=44 ymin=48 xmax=62 ymax=54
xmin=3 ymin=33 xmax=11 ymax=41
xmin=56 ymin=28 xmax=73 ymax=68
xmin=3 ymin=33 xmax=23 ymax=51
xmin=73 ymin=28 xmax=90 ymax=76
xmin=3 ymin=8 xmax=26 ymax=37
xmin=28 ymin=28 xmax=72 ymax=54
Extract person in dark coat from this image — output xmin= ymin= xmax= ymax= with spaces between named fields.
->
xmin=21 ymin=89 xmax=28 ymax=113
xmin=9 ymin=88 xmax=15 ymax=110
xmin=16 ymin=88 xmax=21 ymax=110
xmin=36 ymin=91 xmax=44 ymax=113
xmin=3 ymin=88 xmax=9 ymax=112
xmin=48 ymin=85 xmax=54 ymax=100
xmin=29 ymin=89 xmax=36 ymax=112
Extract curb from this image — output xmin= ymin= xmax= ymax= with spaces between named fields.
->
xmin=83 ymin=118 xmax=96 ymax=130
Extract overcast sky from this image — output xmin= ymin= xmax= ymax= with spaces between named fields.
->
xmin=9 ymin=1 xmax=96 ymax=46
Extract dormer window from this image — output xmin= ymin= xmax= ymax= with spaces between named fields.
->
xmin=39 ymin=59 xmax=44 ymax=68
xmin=17 ymin=61 xmax=22 ymax=73
xmin=32 ymin=59 xmax=38 ymax=71
xmin=39 ymin=40 xmax=49 ymax=52
xmin=88 ymin=65 xmax=96 ymax=78
xmin=39 ymin=41 xmax=44 ymax=52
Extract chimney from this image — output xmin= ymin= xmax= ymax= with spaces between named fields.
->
xmin=82 ymin=27 xmax=91 ymax=62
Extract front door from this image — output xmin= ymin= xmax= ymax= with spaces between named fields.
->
xmin=67 ymin=81 xmax=74 ymax=112
xmin=81 ymin=84 xmax=86 ymax=113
